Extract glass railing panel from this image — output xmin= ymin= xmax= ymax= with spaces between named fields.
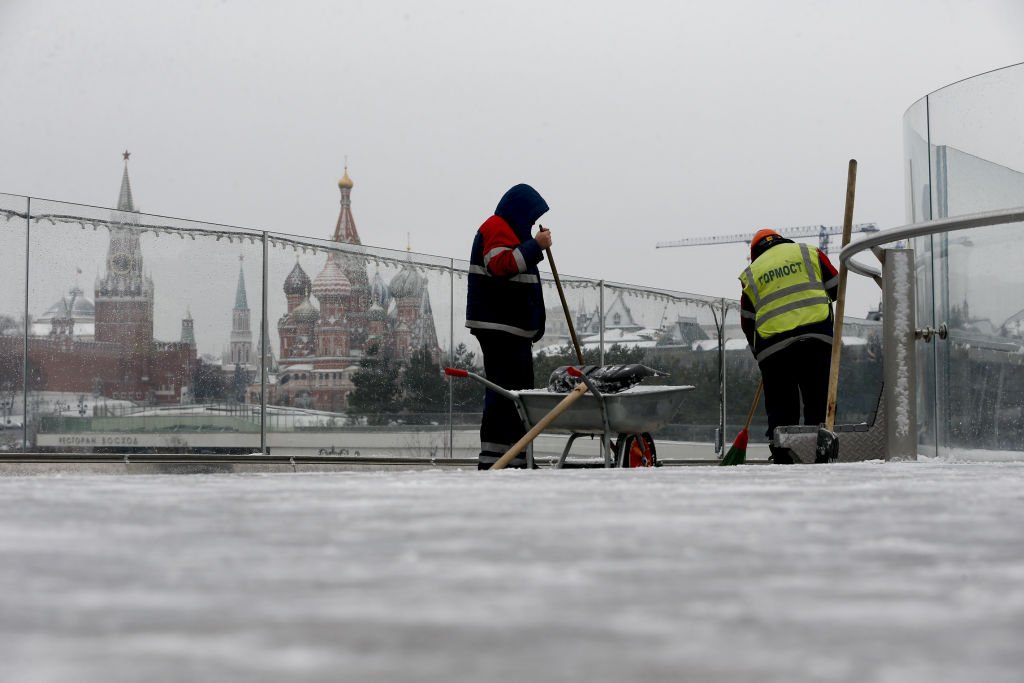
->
xmin=904 ymin=97 xmax=938 ymax=456
xmin=0 ymin=194 xmax=29 ymax=451
xmin=719 ymin=300 xmax=765 ymax=455
xmin=597 ymin=282 xmax=727 ymax=456
xmin=263 ymin=233 xmax=453 ymax=459
xmin=449 ymin=255 xmax=484 ymax=459
xmin=26 ymin=198 xmax=264 ymax=454
xmin=531 ymin=273 xmax=602 ymax=371
xmin=834 ymin=316 xmax=885 ymax=426
xmin=925 ymin=65 xmax=1024 ymax=219
xmin=904 ymin=62 xmax=1024 ymax=458
xmin=903 ymin=96 xmax=933 ymax=225
xmin=939 ymin=220 xmax=1024 ymax=454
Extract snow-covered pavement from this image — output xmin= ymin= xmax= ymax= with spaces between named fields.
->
xmin=1 ymin=461 xmax=1022 ymax=682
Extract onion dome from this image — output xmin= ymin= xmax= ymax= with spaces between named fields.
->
xmin=338 ymin=167 xmax=354 ymax=189
xmin=291 ymin=297 xmax=320 ymax=325
xmin=389 ymin=265 xmax=425 ymax=299
xmin=367 ymin=302 xmax=387 ymax=322
xmin=370 ymin=269 xmax=391 ymax=309
xmin=312 ymin=257 xmax=351 ymax=300
xmin=284 ymin=261 xmax=311 ymax=296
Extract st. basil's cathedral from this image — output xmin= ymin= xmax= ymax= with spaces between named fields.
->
xmin=263 ymin=167 xmax=441 ymax=412
xmin=7 ymin=157 xmax=440 ymax=415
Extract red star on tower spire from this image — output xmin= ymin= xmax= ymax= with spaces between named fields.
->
xmin=122 ymin=149 xmax=131 ymax=162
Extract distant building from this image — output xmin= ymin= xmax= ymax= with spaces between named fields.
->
xmin=0 ymin=153 xmax=195 ymax=404
xmin=180 ymin=308 xmax=196 ymax=348
xmin=264 ymin=167 xmax=440 ymax=411
xmin=32 ymin=285 xmax=96 ymax=339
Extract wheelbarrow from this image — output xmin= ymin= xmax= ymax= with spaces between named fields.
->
xmin=445 ymin=367 xmax=694 ymax=468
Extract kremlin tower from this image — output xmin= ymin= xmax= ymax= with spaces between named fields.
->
xmin=0 ymin=152 xmax=196 ymax=404
xmin=94 ymin=152 xmax=155 ymax=348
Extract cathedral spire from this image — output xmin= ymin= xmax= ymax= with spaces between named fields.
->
xmin=117 ymin=150 xmax=136 ymax=212
xmin=234 ymin=255 xmax=249 ymax=310
xmin=228 ymin=255 xmax=253 ymax=366
xmin=332 ymin=161 xmax=361 ymax=245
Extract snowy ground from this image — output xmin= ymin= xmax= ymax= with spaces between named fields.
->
xmin=1 ymin=461 xmax=1023 ymax=683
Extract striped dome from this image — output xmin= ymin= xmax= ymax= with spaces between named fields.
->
xmin=312 ymin=257 xmax=351 ymax=300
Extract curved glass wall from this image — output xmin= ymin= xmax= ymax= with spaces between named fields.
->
xmin=903 ymin=62 xmax=1024 ymax=458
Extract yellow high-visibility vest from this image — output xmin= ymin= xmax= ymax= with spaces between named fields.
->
xmin=739 ymin=242 xmax=831 ymax=338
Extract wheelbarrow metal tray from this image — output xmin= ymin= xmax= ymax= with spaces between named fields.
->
xmin=517 ymin=385 xmax=694 ymax=434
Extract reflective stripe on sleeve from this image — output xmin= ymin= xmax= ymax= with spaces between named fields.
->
xmin=483 ymin=246 xmax=511 ymax=268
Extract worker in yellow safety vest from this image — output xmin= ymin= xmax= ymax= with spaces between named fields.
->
xmin=739 ymin=229 xmax=839 ymax=463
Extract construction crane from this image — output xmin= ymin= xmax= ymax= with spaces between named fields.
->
xmin=655 ymin=222 xmax=880 ymax=254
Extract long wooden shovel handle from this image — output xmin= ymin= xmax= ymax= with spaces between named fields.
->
xmin=541 ymin=225 xmax=584 ymax=366
xmin=490 ymin=382 xmax=589 ymax=470
xmin=824 ymin=159 xmax=858 ymax=431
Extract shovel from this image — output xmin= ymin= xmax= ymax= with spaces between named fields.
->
xmin=541 ymin=225 xmax=585 ymax=365
xmin=816 ymin=159 xmax=857 ymax=463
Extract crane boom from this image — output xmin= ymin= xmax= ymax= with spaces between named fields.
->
xmin=655 ymin=222 xmax=879 ymax=252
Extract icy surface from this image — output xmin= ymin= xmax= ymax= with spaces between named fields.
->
xmin=2 ymin=462 xmax=1023 ymax=682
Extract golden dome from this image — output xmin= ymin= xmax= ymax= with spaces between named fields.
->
xmin=338 ymin=166 xmax=354 ymax=189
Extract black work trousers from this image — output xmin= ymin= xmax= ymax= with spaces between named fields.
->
xmin=475 ymin=330 xmax=535 ymax=469
xmin=757 ymin=338 xmax=832 ymax=463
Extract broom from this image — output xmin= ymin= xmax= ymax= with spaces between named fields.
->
xmin=719 ymin=381 xmax=763 ymax=466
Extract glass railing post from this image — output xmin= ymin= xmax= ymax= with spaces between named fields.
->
xmin=716 ymin=298 xmax=727 ymax=455
xmin=261 ymin=231 xmax=269 ymax=455
xmin=22 ymin=197 xmax=30 ymax=452
xmin=448 ymin=257 xmax=455 ymax=459
xmin=882 ymin=248 xmax=918 ymax=460
xmin=598 ymin=280 xmax=605 ymax=366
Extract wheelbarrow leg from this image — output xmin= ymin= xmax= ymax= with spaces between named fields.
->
xmin=569 ymin=371 xmax=614 ymax=468
xmin=556 ymin=433 xmax=585 ymax=469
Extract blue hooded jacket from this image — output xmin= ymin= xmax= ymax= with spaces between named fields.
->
xmin=466 ymin=184 xmax=549 ymax=341
xmin=495 ymin=184 xmax=550 ymax=241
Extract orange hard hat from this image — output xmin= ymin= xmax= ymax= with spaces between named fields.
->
xmin=750 ymin=228 xmax=782 ymax=257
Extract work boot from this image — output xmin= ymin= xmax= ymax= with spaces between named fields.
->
xmin=768 ymin=445 xmax=794 ymax=464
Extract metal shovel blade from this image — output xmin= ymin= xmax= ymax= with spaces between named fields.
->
xmin=815 ymin=427 xmax=838 ymax=463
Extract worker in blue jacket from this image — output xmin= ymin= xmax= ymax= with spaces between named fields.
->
xmin=466 ymin=184 xmax=551 ymax=469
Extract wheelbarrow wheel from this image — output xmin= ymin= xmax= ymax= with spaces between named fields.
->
xmin=615 ymin=432 xmax=658 ymax=468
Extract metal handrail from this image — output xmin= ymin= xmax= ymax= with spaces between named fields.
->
xmin=838 ymin=206 xmax=1024 ymax=282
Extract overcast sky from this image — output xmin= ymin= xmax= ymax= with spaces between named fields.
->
xmin=1 ymin=0 xmax=1022 ymax=321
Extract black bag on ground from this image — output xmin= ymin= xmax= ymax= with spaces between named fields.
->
xmin=547 ymin=364 xmax=667 ymax=394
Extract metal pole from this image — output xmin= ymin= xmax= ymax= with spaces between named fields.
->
xmin=22 ymin=197 xmax=30 ymax=451
xmin=598 ymin=281 xmax=605 ymax=366
xmin=448 ymin=257 xmax=454 ymax=459
xmin=260 ymin=232 xmax=268 ymax=454
xmin=718 ymin=299 xmax=727 ymax=454
xmin=925 ymin=94 xmax=940 ymax=459
xmin=882 ymin=248 xmax=918 ymax=460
